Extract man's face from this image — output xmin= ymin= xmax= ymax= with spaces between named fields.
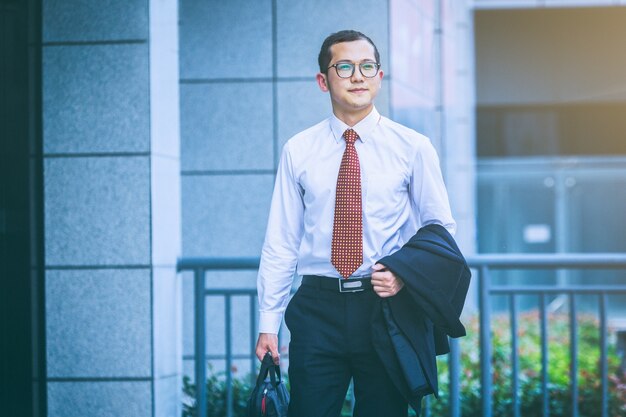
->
xmin=317 ymin=40 xmax=384 ymax=122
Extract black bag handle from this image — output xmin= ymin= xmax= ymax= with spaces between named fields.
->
xmin=256 ymin=352 xmax=282 ymax=387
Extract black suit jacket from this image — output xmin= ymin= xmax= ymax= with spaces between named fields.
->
xmin=371 ymin=224 xmax=471 ymax=413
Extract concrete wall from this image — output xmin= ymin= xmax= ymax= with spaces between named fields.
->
xmin=179 ymin=0 xmax=477 ymax=379
xmin=42 ymin=1 xmax=182 ymax=416
xmin=475 ymin=6 xmax=626 ymax=105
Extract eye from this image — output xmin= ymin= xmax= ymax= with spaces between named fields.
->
xmin=361 ymin=63 xmax=376 ymax=71
xmin=336 ymin=63 xmax=353 ymax=71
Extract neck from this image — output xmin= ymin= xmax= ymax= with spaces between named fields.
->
xmin=333 ymin=106 xmax=373 ymax=127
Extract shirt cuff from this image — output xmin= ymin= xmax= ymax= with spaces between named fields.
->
xmin=258 ymin=311 xmax=283 ymax=334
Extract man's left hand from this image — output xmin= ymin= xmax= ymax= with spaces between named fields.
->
xmin=371 ymin=263 xmax=404 ymax=297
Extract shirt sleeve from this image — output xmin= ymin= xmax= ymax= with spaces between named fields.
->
xmin=410 ymin=139 xmax=457 ymax=236
xmin=257 ymin=142 xmax=305 ymax=334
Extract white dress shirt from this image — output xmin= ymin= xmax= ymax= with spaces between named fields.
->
xmin=257 ymin=107 xmax=456 ymax=334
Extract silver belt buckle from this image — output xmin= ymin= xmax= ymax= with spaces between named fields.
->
xmin=339 ymin=279 xmax=364 ymax=293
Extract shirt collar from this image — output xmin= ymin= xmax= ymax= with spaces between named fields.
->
xmin=330 ymin=107 xmax=381 ymax=143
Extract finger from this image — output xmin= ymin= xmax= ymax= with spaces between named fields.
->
xmin=267 ymin=347 xmax=280 ymax=365
xmin=265 ymin=340 xmax=279 ymax=361
xmin=371 ymin=274 xmax=384 ymax=283
xmin=257 ymin=344 xmax=270 ymax=361
xmin=372 ymin=263 xmax=385 ymax=271
xmin=256 ymin=347 xmax=266 ymax=362
xmin=374 ymin=284 xmax=398 ymax=296
xmin=372 ymin=271 xmax=391 ymax=281
xmin=373 ymin=286 xmax=390 ymax=295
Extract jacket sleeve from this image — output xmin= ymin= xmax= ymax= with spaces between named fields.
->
xmin=378 ymin=224 xmax=471 ymax=338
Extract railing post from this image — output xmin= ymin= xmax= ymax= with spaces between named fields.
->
xmin=599 ymin=293 xmax=608 ymax=417
xmin=194 ymin=268 xmax=207 ymax=417
xmin=540 ymin=294 xmax=549 ymax=417
xmin=250 ymin=295 xmax=257 ymax=385
xmin=510 ymin=294 xmax=520 ymax=417
xmin=225 ymin=295 xmax=233 ymax=417
xmin=569 ymin=295 xmax=578 ymax=417
xmin=479 ymin=265 xmax=492 ymax=417
xmin=449 ymin=337 xmax=460 ymax=417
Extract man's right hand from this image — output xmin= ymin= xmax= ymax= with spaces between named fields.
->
xmin=255 ymin=333 xmax=280 ymax=365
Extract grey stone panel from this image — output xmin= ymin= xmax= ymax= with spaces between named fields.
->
xmin=182 ymin=272 xmax=195 ymax=357
xmin=230 ymin=295 xmax=254 ymax=356
xmin=46 ymin=269 xmax=151 ymax=377
xmin=155 ymin=374 xmax=182 ymax=417
xmin=183 ymin=359 xmax=195 ymax=383
xmin=180 ymin=82 xmax=274 ymax=172
xmin=48 ymin=381 xmax=151 ymax=417
xmin=276 ymin=0 xmax=389 ymax=78
xmin=182 ymin=270 xmax=258 ymax=357
xmin=179 ymin=0 xmax=272 ymax=79
xmin=43 ymin=0 xmax=148 ymax=42
xmin=187 ymin=293 xmax=255 ymax=361
xmin=151 ymin=155 xmax=182 ymax=267
xmin=44 ymin=156 xmax=150 ymax=266
xmin=181 ymin=174 xmax=274 ymax=257
xmin=153 ymin=267 xmax=181 ymax=378
xmin=276 ymin=80 xmax=332 ymax=151
xmin=43 ymin=44 xmax=150 ymax=154
xmin=204 ymin=295 xmax=226 ymax=355
xmin=193 ymin=358 xmax=267 ymax=381
xmin=205 ymin=270 xmax=258 ymax=289
xmin=182 ymin=271 xmax=293 ymax=359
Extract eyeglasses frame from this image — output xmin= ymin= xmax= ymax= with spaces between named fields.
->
xmin=326 ymin=61 xmax=381 ymax=79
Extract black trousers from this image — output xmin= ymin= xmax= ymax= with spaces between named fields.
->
xmin=284 ymin=280 xmax=408 ymax=417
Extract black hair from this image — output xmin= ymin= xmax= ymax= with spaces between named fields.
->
xmin=318 ymin=30 xmax=380 ymax=73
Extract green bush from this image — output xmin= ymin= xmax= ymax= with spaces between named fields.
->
xmin=183 ymin=312 xmax=626 ymax=417
xmin=182 ymin=365 xmax=253 ymax=417
xmin=182 ymin=367 xmax=354 ymax=417
xmin=423 ymin=311 xmax=626 ymax=417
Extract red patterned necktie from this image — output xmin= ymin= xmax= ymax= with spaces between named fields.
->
xmin=331 ymin=128 xmax=363 ymax=279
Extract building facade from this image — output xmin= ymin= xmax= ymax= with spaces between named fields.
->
xmin=3 ymin=0 xmax=625 ymax=416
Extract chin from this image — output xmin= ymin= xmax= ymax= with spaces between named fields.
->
xmin=347 ymin=97 xmax=371 ymax=106
xmin=352 ymin=101 xmax=373 ymax=110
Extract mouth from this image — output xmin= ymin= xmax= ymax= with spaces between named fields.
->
xmin=348 ymin=88 xmax=369 ymax=94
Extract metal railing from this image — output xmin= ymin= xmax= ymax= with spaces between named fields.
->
xmin=177 ymin=254 xmax=626 ymax=417
xmin=178 ymin=257 xmax=260 ymax=417
xmin=472 ymin=254 xmax=626 ymax=417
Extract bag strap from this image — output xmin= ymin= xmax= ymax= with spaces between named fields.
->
xmin=257 ymin=352 xmax=282 ymax=387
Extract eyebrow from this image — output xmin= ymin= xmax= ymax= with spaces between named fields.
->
xmin=334 ymin=59 xmax=377 ymax=64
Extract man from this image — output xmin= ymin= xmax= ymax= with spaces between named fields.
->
xmin=255 ymin=30 xmax=456 ymax=417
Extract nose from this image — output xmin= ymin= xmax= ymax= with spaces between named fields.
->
xmin=350 ymin=66 xmax=365 ymax=82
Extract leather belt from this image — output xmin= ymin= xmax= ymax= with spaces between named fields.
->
xmin=301 ymin=275 xmax=372 ymax=293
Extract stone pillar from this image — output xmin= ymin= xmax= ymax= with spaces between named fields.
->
xmin=42 ymin=1 xmax=181 ymax=416
xmin=440 ymin=0 xmax=477 ymax=310
xmin=389 ymin=0 xmax=477 ymax=309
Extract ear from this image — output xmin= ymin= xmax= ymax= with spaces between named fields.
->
xmin=316 ymin=73 xmax=329 ymax=92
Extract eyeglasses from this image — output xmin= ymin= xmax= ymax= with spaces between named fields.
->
xmin=327 ymin=61 xmax=381 ymax=78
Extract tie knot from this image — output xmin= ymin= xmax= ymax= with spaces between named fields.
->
xmin=343 ymin=129 xmax=358 ymax=145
